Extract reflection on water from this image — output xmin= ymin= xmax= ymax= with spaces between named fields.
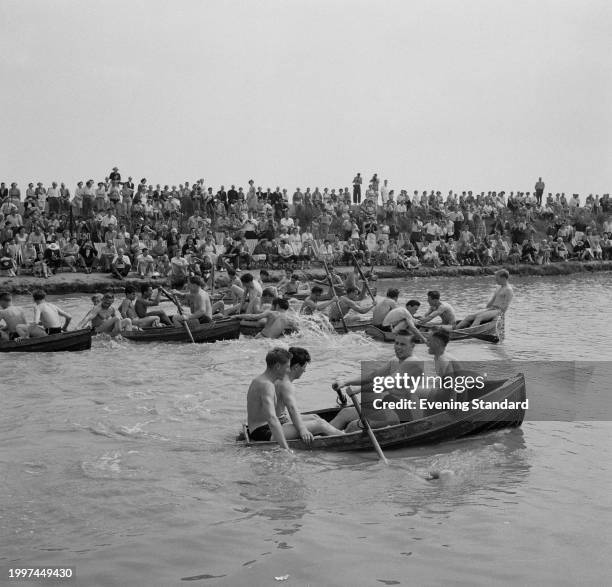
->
xmin=1 ymin=272 xmax=611 ymax=584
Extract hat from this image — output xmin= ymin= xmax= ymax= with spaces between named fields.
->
xmin=48 ymin=243 xmax=60 ymax=250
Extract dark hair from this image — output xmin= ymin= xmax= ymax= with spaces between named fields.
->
xmin=431 ymin=329 xmax=450 ymax=346
xmin=265 ymin=347 xmax=292 ymax=369
xmin=240 ymin=273 xmax=254 ymax=284
xmin=395 ymin=329 xmax=413 ymax=339
xmin=311 ymin=285 xmax=323 ymax=295
xmin=288 ymin=347 xmax=311 ymax=367
xmin=276 ymin=298 xmax=289 ymax=310
xmin=189 ymin=276 xmax=203 ymax=287
xmin=262 ymin=288 xmax=275 ymax=298
xmin=32 ymin=289 xmax=46 ymax=301
xmin=406 ymin=299 xmax=420 ymax=308
xmin=125 ymin=285 xmax=137 ymax=295
xmin=0 ymin=291 xmax=11 ymax=301
xmin=427 ymin=290 xmax=440 ymax=300
xmin=386 ymin=288 xmax=400 ymax=300
xmin=346 ymin=286 xmax=359 ymax=295
xmin=260 ymin=269 xmax=269 ymax=278
xmin=141 ymin=284 xmax=151 ymax=295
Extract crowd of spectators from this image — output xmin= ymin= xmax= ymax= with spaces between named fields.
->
xmin=1 ymin=169 xmax=611 ymax=282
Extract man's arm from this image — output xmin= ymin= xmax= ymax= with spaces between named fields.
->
xmin=56 ymin=306 xmax=72 ymax=331
xmin=277 ymin=381 xmax=313 ymax=446
xmin=77 ymin=306 xmax=99 ymax=329
xmin=118 ymin=299 xmax=130 ymax=319
xmin=236 ymin=309 xmax=272 ymax=320
xmin=261 ymin=385 xmax=289 ymax=449
xmin=419 ymin=307 xmax=444 ymax=324
xmin=345 ymin=299 xmax=375 ymax=315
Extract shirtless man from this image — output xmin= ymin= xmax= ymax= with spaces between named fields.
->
xmin=237 ymin=298 xmax=296 ymax=338
xmin=330 ymin=330 xmax=425 ymax=430
xmin=78 ymin=291 xmax=132 ymax=336
xmin=171 ymin=276 xmax=213 ymax=326
xmin=134 ymin=284 xmax=172 ymax=325
xmin=246 ymin=347 xmax=341 ymax=448
xmin=300 ymin=286 xmax=338 ymax=315
xmin=27 ymin=289 xmax=72 ymax=337
xmin=118 ymin=285 xmax=160 ymax=328
xmin=418 ymin=290 xmax=457 ymax=329
xmin=372 ymin=288 xmax=399 ymax=326
xmin=0 ymin=291 xmax=29 ymax=340
xmin=456 ymin=269 xmax=513 ymax=328
xmin=328 ymin=286 xmax=376 ymax=323
xmin=381 ymin=299 xmax=427 ymax=342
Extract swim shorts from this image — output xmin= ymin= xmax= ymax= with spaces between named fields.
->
xmin=249 ymin=424 xmax=272 ymax=442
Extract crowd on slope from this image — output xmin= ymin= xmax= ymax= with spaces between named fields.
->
xmin=1 ymin=169 xmax=612 ymax=280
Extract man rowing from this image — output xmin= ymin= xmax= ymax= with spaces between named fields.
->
xmin=372 ymin=288 xmax=399 ymax=326
xmin=247 ymin=347 xmax=342 ymax=448
xmin=27 ymin=289 xmax=72 ymax=337
xmin=171 ymin=276 xmax=213 ymax=326
xmin=119 ymin=285 xmax=161 ymax=328
xmin=329 ymin=330 xmax=425 ymax=430
xmin=455 ymin=269 xmax=513 ymax=328
xmin=0 ymin=291 xmax=29 ymax=340
xmin=381 ymin=299 xmax=427 ymax=342
xmin=418 ymin=290 xmax=457 ymax=330
xmin=236 ymin=297 xmax=297 ymax=338
xmin=78 ymin=290 xmax=132 ymax=336
xmin=328 ymin=286 xmax=377 ymax=323
xmin=134 ymin=284 xmax=173 ymax=326
xmin=300 ymin=285 xmax=338 ymax=315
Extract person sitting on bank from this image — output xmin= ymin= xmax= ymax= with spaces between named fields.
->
xmin=111 ymin=248 xmax=132 ymax=279
xmin=246 ymin=347 xmax=342 ymax=448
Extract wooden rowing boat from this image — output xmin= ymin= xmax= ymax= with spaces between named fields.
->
xmin=239 ymin=319 xmax=372 ymax=336
xmin=238 ymin=373 xmax=526 ymax=451
xmin=365 ymin=316 xmax=502 ymax=344
xmin=122 ymin=318 xmax=241 ymax=343
xmin=0 ymin=328 xmax=93 ymax=353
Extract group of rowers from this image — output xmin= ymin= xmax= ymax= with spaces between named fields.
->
xmin=0 ymin=266 xmax=512 ymax=342
xmin=246 ymin=329 xmax=465 ymax=449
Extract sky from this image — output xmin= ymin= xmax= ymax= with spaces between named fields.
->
xmin=1 ymin=0 xmax=611 ymax=197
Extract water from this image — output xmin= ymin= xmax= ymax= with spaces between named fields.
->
xmin=1 ymin=273 xmax=611 ymax=586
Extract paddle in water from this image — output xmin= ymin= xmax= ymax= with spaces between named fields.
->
xmin=160 ymin=287 xmax=196 ymax=344
xmin=322 ymin=260 xmax=349 ymax=333
xmin=333 ymin=383 xmax=388 ymax=464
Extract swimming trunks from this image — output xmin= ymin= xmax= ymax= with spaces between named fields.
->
xmin=46 ymin=327 xmax=62 ymax=335
xmin=249 ymin=424 xmax=272 ymax=442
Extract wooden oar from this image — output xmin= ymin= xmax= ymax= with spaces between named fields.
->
xmin=322 ymin=260 xmax=349 ymax=333
xmin=350 ymin=252 xmax=376 ymax=304
xmin=338 ymin=384 xmax=388 ymax=464
xmin=160 ymin=287 xmax=196 ymax=344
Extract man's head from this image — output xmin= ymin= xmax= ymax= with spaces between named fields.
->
xmin=495 ymin=269 xmax=509 ymax=285
xmin=188 ymin=276 xmax=203 ymax=292
xmin=101 ymin=291 xmax=115 ymax=308
xmin=240 ymin=273 xmax=254 ymax=286
xmin=124 ymin=284 xmax=137 ymax=299
xmin=311 ymin=285 xmax=323 ymax=300
xmin=427 ymin=329 xmax=450 ymax=356
xmin=287 ymin=346 xmax=311 ymax=380
xmin=346 ymin=286 xmax=359 ymax=299
xmin=141 ymin=284 xmax=153 ymax=298
xmin=427 ymin=290 xmax=441 ymax=308
xmin=265 ymin=347 xmax=292 ymax=378
xmin=261 ymin=288 xmax=275 ymax=304
xmin=275 ymin=298 xmax=290 ymax=311
xmin=386 ymin=288 xmax=400 ymax=301
xmin=32 ymin=289 xmax=46 ymax=303
xmin=393 ymin=330 xmax=416 ymax=360
xmin=406 ymin=300 xmax=420 ymax=315
xmin=0 ymin=291 xmax=12 ymax=309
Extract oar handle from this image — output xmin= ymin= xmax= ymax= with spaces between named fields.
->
xmin=332 ymin=383 xmax=348 ymax=406
xmin=347 ymin=388 xmax=388 ymax=464
xmin=350 ymin=252 xmax=376 ymax=303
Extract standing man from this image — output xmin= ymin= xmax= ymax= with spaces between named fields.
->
xmin=352 ymin=173 xmax=362 ymax=204
xmin=535 ymin=177 xmax=545 ymax=206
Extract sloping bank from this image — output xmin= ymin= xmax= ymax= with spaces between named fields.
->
xmin=2 ymin=261 xmax=611 ymax=295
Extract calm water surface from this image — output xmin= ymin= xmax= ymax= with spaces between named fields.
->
xmin=1 ymin=273 xmax=611 ymax=586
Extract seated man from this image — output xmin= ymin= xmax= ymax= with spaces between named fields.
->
xmin=111 ymin=248 xmax=132 ymax=279
xmin=43 ymin=242 xmax=63 ymax=274
xmin=246 ymin=347 xmax=342 ymax=447
xmin=300 ymin=285 xmax=338 ymax=315
xmin=135 ymin=247 xmax=156 ymax=278
xmin=0 ymin=291 xmax=29 ymax=340
xmin=381 ymin=299 xmax=427 ymax=342
xmin=418 ymin=290 xmax=457 ymax=330
xmin=371 ymin=287 xmax=399 ymax=326
xmin=330 ymin=330 xmax=425 ymax=429
xmin=236 ymin=297 xmax=297 ymax=338
xmin=78 ymin=291 xmax=132 ymax=336
xmin=118 ymin=285 xmax=161 ymax=328
xmin=171 ymin=276 xmax=213 ymax=327
xmin=134 ymin=284 xmax=173 ymax=326
xmin=456 ymin=269 xmax=513 ymax=329
xmin=26 ymin=289 xmax=72 ymax=337
xmin=328 ymin=286 xmax=376 ymax=324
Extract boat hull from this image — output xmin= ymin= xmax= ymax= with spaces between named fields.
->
xmin=122 ymin=318 xmax=241 ymax=343
xmin=239 ymin=374 xmax=526 ymax=451
xmin=0 ymin=329 xmax=93 ymax=353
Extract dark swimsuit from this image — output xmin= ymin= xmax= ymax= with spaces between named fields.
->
xmin=249 ymin=424 xmax=272 ymax=442
xmin=46 ymin=327 xmax=62 ymax=335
